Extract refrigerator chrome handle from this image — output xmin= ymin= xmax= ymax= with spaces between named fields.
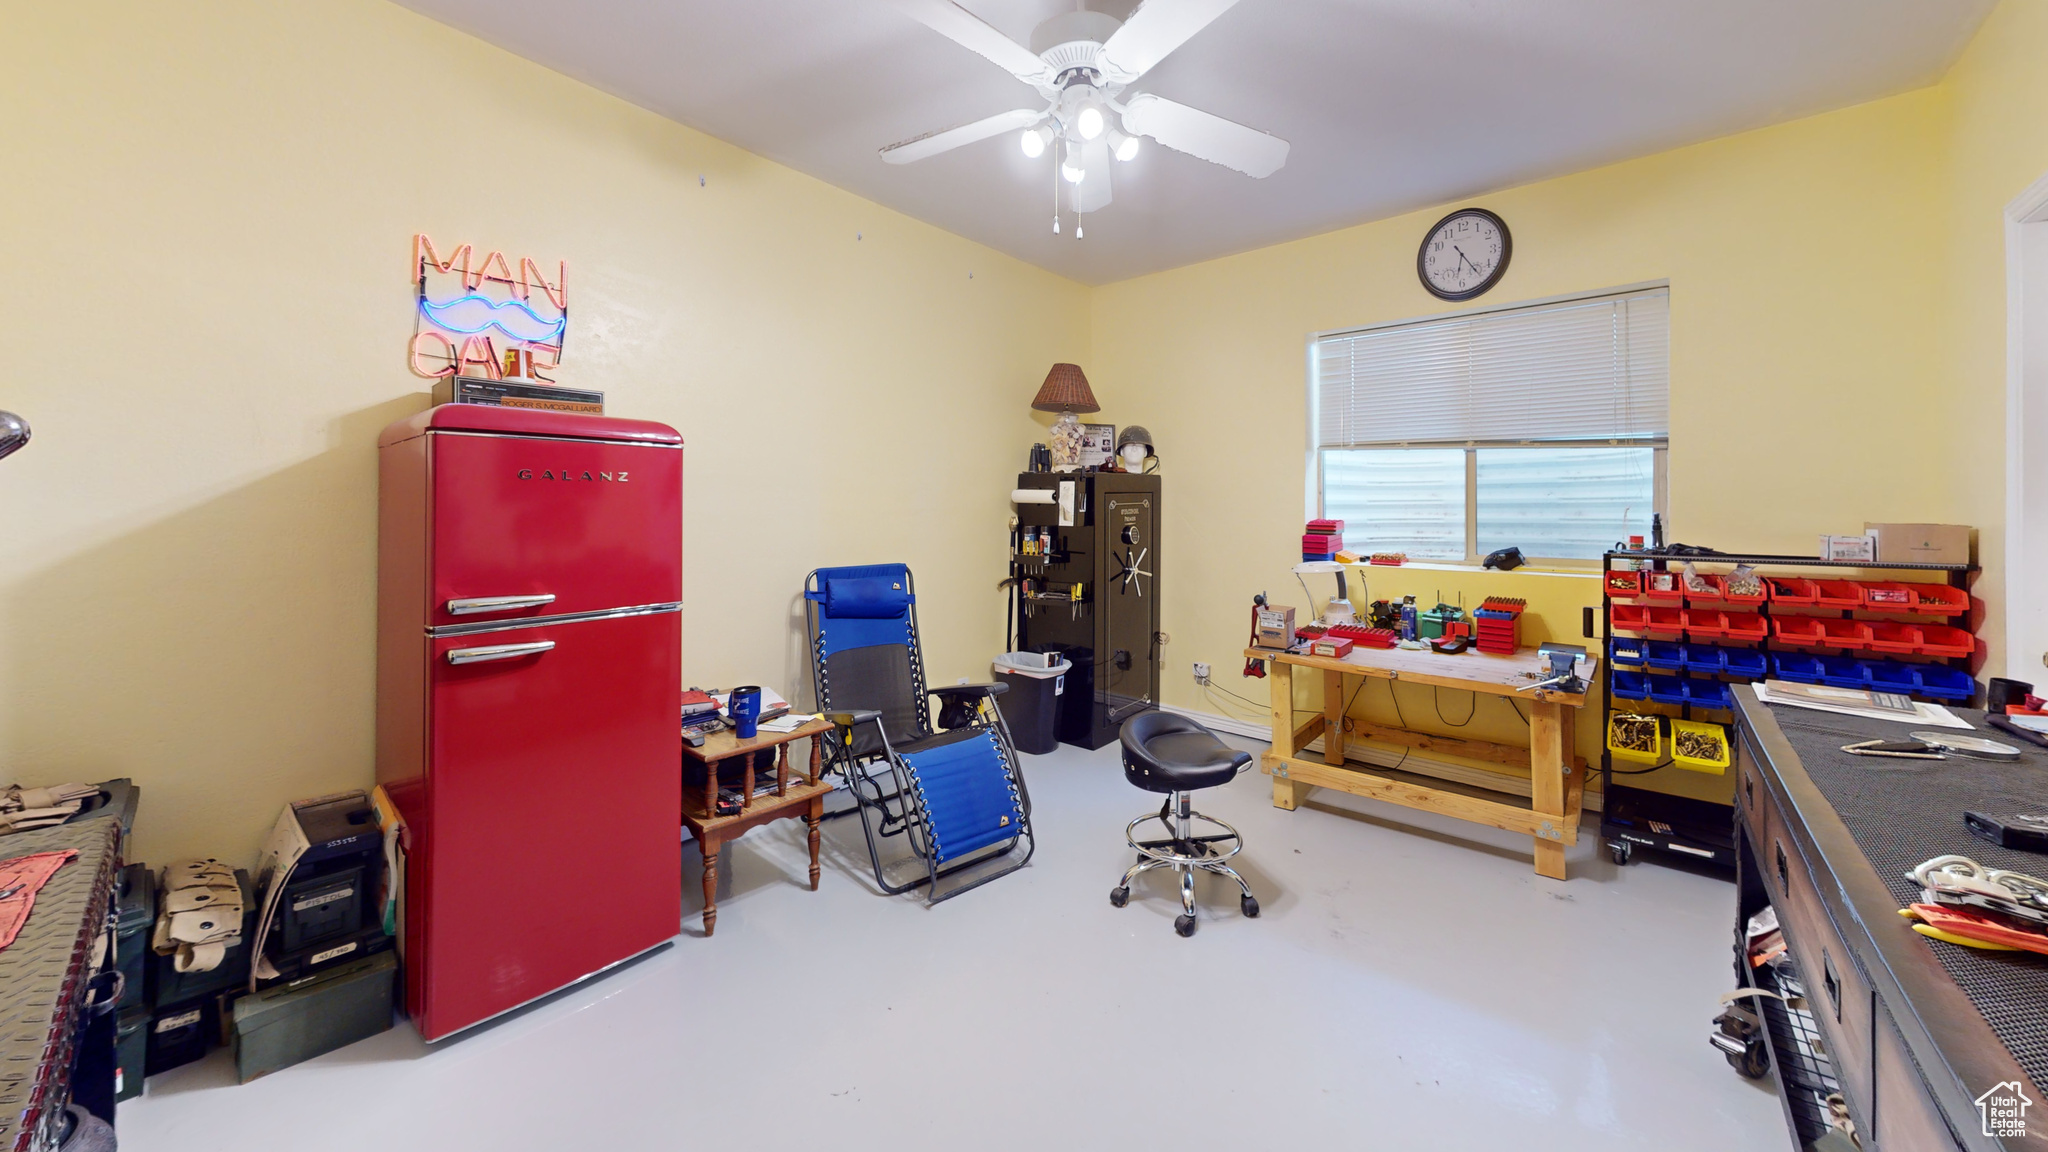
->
xmin=446 ymin=594 xmax=557 ymax=616
xmin=446 ymin=640 xmax=556 ymax=665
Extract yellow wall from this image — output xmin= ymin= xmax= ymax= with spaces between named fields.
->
xmin=1092 ymin=90 xmax=1957 ymax=803
xmin=0 ymin=0 xmax=1089 ymax=865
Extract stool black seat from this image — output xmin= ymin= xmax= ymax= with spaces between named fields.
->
xmin=1111 ymin=712 xmax=1259 ymax=937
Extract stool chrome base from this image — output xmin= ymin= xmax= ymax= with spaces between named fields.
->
xmin=1109 ymin=790 xmax=1259 ymax=937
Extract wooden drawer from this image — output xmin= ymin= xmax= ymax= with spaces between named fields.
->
xmin=1770 ymin=817 xmax=1876 ymax=1129
xmin=1735 ymin=735 xmax=1768 ymax=844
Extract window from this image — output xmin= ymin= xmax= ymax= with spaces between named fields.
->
xmin=1312 ymin=286 xmax=1668 ymax=562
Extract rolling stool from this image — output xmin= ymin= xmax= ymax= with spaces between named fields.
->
xmin=1109 ymin=712 xmax=1259 ymax=937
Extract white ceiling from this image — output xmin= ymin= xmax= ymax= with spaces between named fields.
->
xmin=394 ymin=0 xmax=1993 ymax=285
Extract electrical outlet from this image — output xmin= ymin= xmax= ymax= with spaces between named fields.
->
xmin=1193 ymin=662 xmax=1211 ymax=684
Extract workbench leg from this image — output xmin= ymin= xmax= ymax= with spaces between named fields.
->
xmin=1272 ymin=773 xmax=1309 ymax=810
xmin=1324 ymin=669 xmax=1346 ymax=767
xmin=1267 ymin=659 xmax=1294 ymax=754
xmin=701 ymin=836 xmax=720 ymax=936
xmin=1530 ymin=702 xmax=1568 ymax=881
xmin=807 ymin=799 xmax=823 ymax=891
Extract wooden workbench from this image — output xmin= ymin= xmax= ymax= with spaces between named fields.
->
xmin=1246 ymin=644 xmax=1598 ymax=880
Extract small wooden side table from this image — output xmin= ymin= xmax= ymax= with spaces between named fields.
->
xmin=678 ymin=717 xmax=835 ymax=936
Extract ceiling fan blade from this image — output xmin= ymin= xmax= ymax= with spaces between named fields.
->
xmin=1073 ymin=137 xmax=1113 ymax=213
xmin=1098 ymin=0 xmax=1241 ymax=84
xmin=1120 ymin=93 xmax=1288 ymax=178
xmin=887 ymin=0 xmax=1053 ymax=87
xmin=881 ymin=108 xmax=1046 ymax=164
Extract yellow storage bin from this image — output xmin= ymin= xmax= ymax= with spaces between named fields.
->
xmin=1607 ymin=712 xmax=1663 ymax=764
xmin=1671 ymin=718 xmax=1731 ymax=774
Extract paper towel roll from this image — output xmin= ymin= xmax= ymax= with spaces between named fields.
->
xmin=1011 ymin=489 xmax=1056 ymax=504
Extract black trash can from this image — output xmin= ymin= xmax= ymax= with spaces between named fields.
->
xmin=992 ymin=652 xmax=1071 ymax=754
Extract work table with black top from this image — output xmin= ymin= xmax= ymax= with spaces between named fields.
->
xmin=1734 ymin=692 xmax=2048 ymax=1150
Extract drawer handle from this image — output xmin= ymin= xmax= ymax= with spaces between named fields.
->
xmin=447 ymin=594 xmax=556 ymax=616
xmin=1822 ymin=949 xmax=1841 ymax=1021
xmin=447 ymin=640 xmax=555 ymax=665
xmin=1775 ymin=842 xmax=1788 ymax=891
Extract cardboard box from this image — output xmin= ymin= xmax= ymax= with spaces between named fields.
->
xmin=1865 ymin=523 xmax=1972 ymax=566
xmin=1254 ymin=606 xmax=1296 ymax=649
xmin=1310 ymin=637 xmax=1354 ymax=659
xmin=1818 ymin=533 xmax=1877 ymax=563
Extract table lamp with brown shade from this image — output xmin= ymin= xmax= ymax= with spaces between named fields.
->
xmin=1032 ymin=363 xmax=1099 ymax=472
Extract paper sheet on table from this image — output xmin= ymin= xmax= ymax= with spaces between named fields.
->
xmin=1749 ymin=681 xmax=1972 ymax=729
xmin=757 ymin=712 xmax=820 ymax=734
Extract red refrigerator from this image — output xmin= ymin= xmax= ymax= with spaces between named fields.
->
xmin=377 ymin=403 xmax=682 ymax=1042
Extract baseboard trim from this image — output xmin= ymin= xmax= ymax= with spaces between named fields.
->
xmin=1161 ymin=703 xmax=1272 ymax=741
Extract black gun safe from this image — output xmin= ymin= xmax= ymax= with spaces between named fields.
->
xmin=1011 ymin=471 xmax=1161 ymax=749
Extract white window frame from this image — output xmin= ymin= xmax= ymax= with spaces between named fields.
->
xmin=1306 ymin=282 xmax=1670 ymax=567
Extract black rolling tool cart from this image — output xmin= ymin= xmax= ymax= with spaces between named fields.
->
xmin=1598 ymin=548 xmax=1978 ymax=868
xmin=1011 ymin=471 xmax=1161 ymax=750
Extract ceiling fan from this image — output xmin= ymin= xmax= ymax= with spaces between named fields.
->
xmin=880 ymin=0 xmax=1289 ymax=230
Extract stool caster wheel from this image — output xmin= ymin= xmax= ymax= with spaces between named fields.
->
xmin=1241 ymin=894 xmax=1260 ymax=918
xmin=1174 ymin=914 xmax=1197 ymax=938
xmin=1110 ymin=886 xmax=1129 ymax=908
xmin=1609 ymin=840 xmax=1633 ymax=866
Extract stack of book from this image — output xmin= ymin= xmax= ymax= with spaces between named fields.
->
xmin=1303 ymin=518 xmax=1344 ymax=562
xmin=680 ymin=689 xmax=720 ymax=732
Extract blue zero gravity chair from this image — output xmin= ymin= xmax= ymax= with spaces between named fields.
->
xmin=804 ymin=564 xmax=1035 ymax=902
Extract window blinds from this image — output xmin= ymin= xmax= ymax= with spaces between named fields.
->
xmin=1314 ymin=288 xmax=1669 ymax=448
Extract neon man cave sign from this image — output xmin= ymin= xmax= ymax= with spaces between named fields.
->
xmin=408 ymin=234 xmax=567 ymax=382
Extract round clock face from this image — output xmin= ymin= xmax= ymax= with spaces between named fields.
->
xmin=1418 ymin=209 xmax=1511 ymax=301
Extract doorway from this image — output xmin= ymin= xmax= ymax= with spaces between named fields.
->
xmin=2007 ymin=172 xmax=2048 ymax=676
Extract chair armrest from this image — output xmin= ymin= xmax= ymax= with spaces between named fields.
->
xmin=823 ymin=709 xmax=884 ymax=729
xmin=930 ymin=682 xmax=1010 ymax=699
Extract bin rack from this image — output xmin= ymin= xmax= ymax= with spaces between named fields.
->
xmin=1670 ymin=719 xmax=1732 ymax=774
xmin=1773 ymin=616 xmax=1825 ymax=648
xmin=1597 ymin=546 xmax=1977 ymax=871
xmin=1773 ymin=653 xmax=1825 ymax=684
xmin=1722 ymin=612 xmax=1768 ymax=642
xmin=1816 ymin=618 xmax=1872 ymax=650
xmin=1814 ymin=580 xmax=1864 ymax=610
xmin=1644 ymin=607 xmax=1686 ymax=637
xmin=1683 ymin=609 xmax=1726 ymax=639
xmin=1767 ymin=577 xmax=1820 ymax=605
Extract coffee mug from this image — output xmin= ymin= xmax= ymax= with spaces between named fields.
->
xmin=727 ymin=686 xmax=763 ymax=739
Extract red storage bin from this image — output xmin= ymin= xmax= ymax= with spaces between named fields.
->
xmin=1722 ymin=612 xmax=1768 ymax=641
xmin=1604 ymin=570 xmax=1642 ymax=598
xmin=1814 ymin=580 xmax=1864 ymax=609
xmin=1767 ymin=577 xmax=1819 ymax=605
xmin=1773 ymin=616 xmax=1825 ymax=647
xmin=1610 ymin=604 xmax=1648 ymax=632
xmin=1817 ymin=618 xmax=1872 ymax=650
xmin=1682 ymin=609 xmax=1725 ymax=639
xmin=1867 ymin=621 xmax=1922 ymax=654
xmin=1917 ymin=624 xmax=1974 ymax=658
xmin=1640 ymin=571 xmax=1684 ymax=601
xmin=1719 ymin=574 xmax=1769 ymax=606
xmin=1907 ymin=585 xmax=1968 ymax=616
xmin=1860 ymin=582 xmax=1918 ymax=611
xmin=1683 ymin=574 xmax=1724 ymax=604
xmin=1644 ymin=607 xmax=1685 ymax=637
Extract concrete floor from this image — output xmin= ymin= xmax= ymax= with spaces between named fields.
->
xmin=122 ymin=736 xmax=1783 ymax=1151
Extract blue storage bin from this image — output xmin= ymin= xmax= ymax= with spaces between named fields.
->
xmin=1611 ymin=670 xmax=1650 ymax=700
xmin=1867 ymin=661 xmax=1917 ymax=694
xmin=1723 ymin=649 xmax=1768 ymax=680
xmin=1914 ymin=665 xmax=1975 ymax=701
xmin=1686 ymin=679 xmax=1735 ymax=710
xmin=1645 ymin=641 xmax=1686 ymax=671
xmin=1647 ymin=674 xmax=1689 ymax=705
xmin=1681 ymin=644 xmax=1724 ymax=673
xmin=1609 ymin=639 xmax=1646 ymax=668
xmin=1820 ymin=656 xmax=1870 ymax=689
xmin=1773 ymin=653 xmax=1824 ymax=684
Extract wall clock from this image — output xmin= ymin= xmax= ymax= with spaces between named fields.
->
xmin=1417 ymin=208 xmax=1511 ymax=301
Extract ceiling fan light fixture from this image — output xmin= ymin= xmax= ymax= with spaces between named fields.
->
xmin=1076 ymin=104 xmax=1105 ymax=140
xmin=1020 ymin=125 xmax=1050 ymax=158
xmin=1109 ymin=128 xmax=1140 ymax=162
xmin=1061 ymin=140 xmax=1086 ymax=184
